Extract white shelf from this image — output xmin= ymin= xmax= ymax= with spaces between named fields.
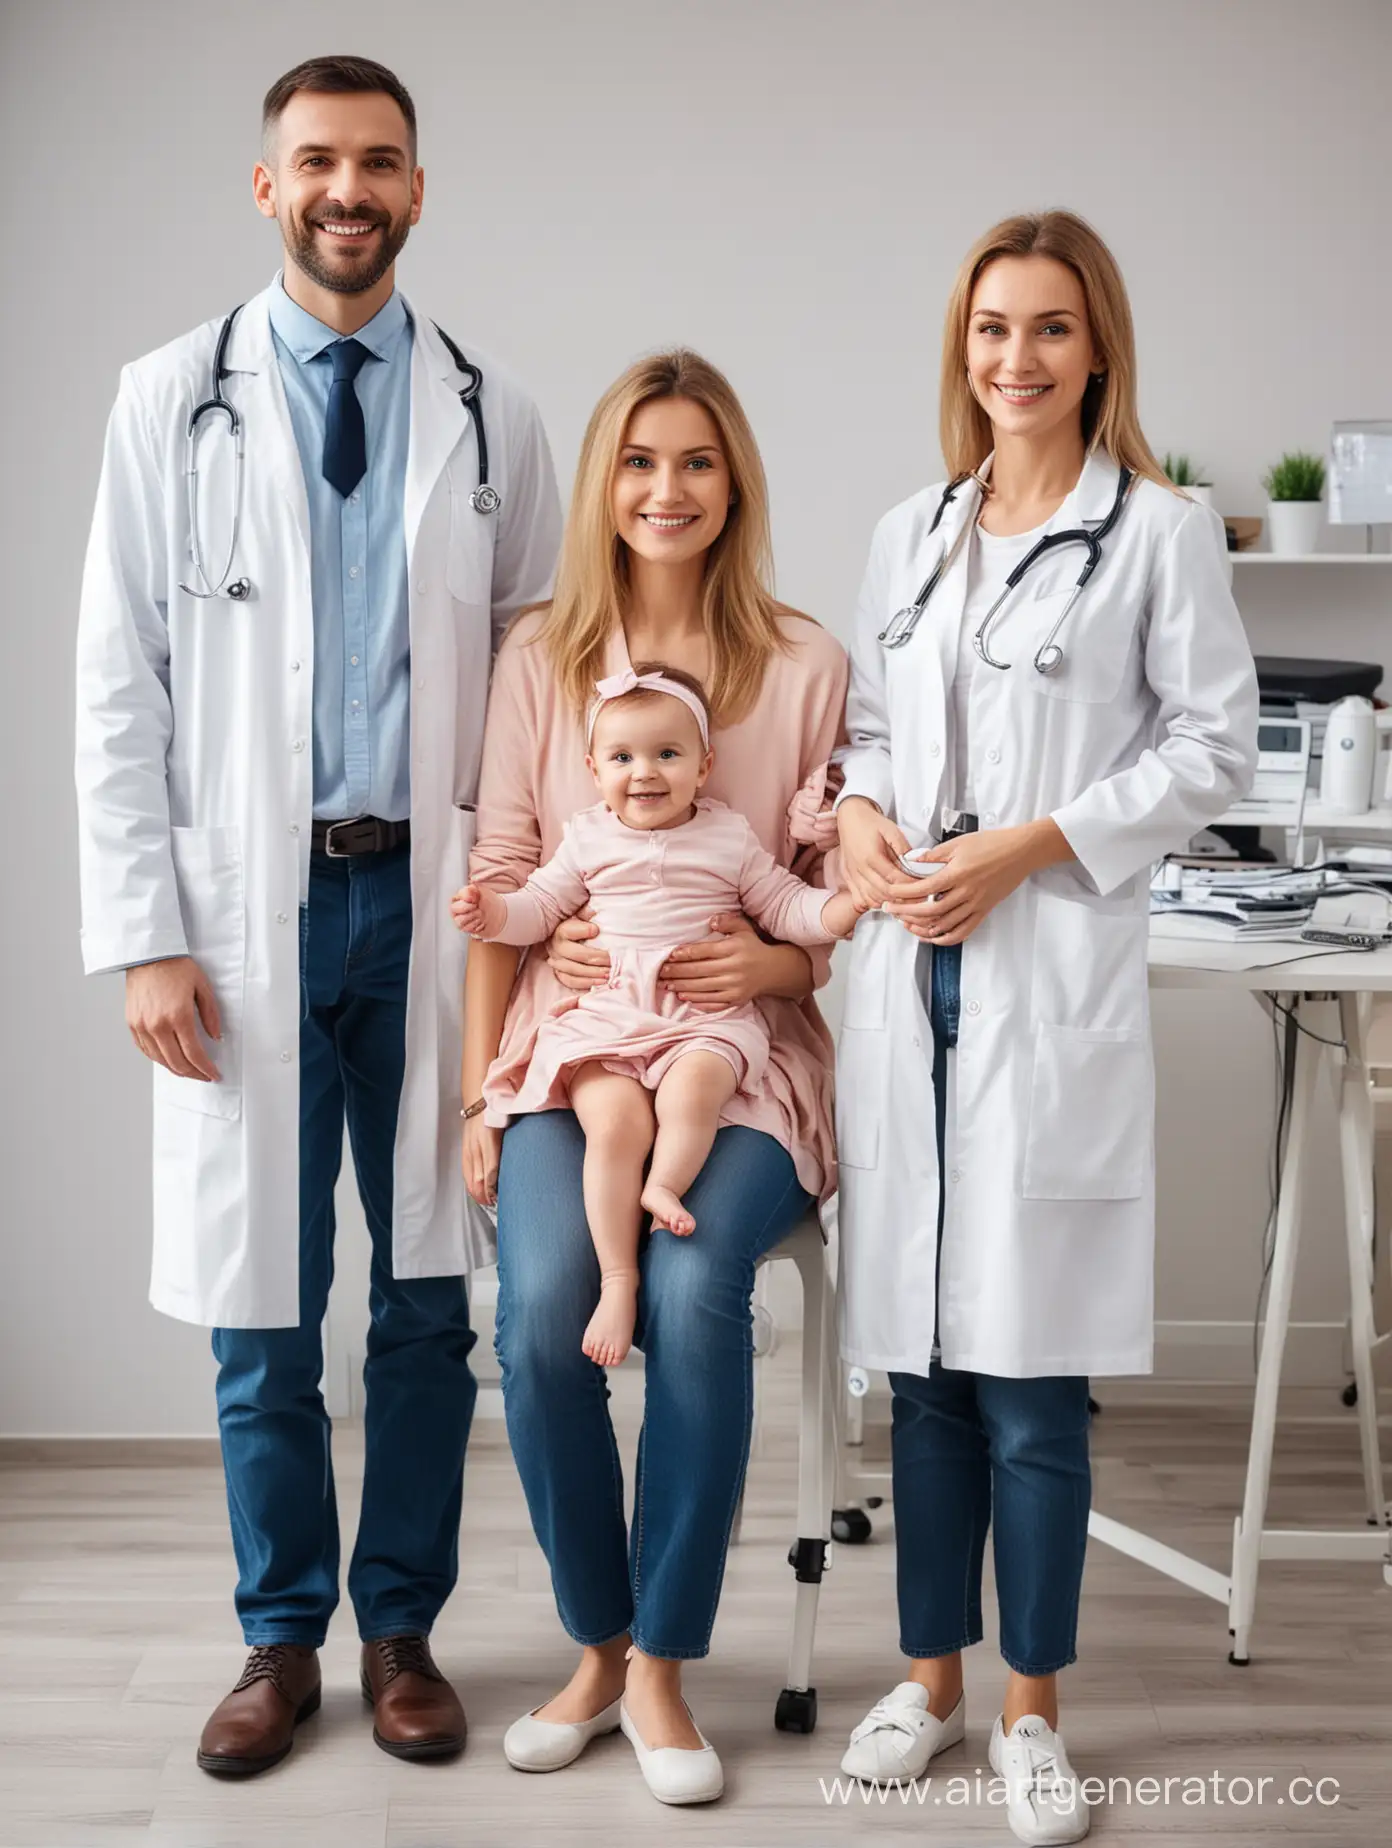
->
xmin=1233 ymin=553 xmax=1392 ymax=564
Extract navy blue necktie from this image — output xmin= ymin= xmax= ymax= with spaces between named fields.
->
xmin=322 ymin=338 xmax=370 ymax=498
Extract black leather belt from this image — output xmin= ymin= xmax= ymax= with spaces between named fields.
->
xmin=311 ymin=816 xmax=411 ymax=858
xmin=939 ymin=807 xmax=979 ymax=843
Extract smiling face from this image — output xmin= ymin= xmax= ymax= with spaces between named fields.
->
xmin=611 ymin=396 xmax=732 ymax=568
xmin=965 ymin=254 xmax=1103 ymax=445
xmin=585 ymin=693 xmax=713 ymax=831
xmin=253 ymin=89 xmax=422 ymax=296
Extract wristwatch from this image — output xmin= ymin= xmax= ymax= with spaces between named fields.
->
xmin=460 ymin=1097 xmax=487 ymax=1121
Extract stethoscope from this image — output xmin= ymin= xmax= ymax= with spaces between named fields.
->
xmin=877 ymin=462 xmax=1134 ymax=676
xmin=181 ymin=305 xmax=499 ymax=602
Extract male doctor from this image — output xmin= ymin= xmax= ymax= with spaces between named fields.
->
xmin=75 ymin=56 xmax=560 ymax=1776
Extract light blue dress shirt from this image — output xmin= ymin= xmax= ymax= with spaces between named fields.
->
xmin=268 ymin=278 xmax=413 ymax=822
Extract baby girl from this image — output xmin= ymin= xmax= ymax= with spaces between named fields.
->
xmin=452 ymin=664 xmax=862 ymax=1366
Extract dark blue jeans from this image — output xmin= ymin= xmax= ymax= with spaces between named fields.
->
xmin=890 ymin=942 xmax=1091 ymax=1677
xmin=494 ymin=1112 xmax=813 ymax=1659
xmin=212 ymin=846 xmax=477 ymax=1646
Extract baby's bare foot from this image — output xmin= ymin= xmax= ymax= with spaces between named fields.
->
xmin=582 ymin=1269 xmax=639 ymax=1367
xmin=641 ymin=1181 xmax=695 ymax=1237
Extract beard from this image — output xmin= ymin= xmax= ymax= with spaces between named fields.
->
xmin=285 ymin=204 xmax=412 ymax=295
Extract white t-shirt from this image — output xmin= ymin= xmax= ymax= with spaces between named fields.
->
xmin=949 ymin=518 xmax=1048 ymax=815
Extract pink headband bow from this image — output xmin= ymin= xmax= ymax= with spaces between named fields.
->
xmin=586 ymin=669 xmax=710 ymax=748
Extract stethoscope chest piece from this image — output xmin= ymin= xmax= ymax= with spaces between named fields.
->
xmin=470 ymin=483 xmax=501 ymax=515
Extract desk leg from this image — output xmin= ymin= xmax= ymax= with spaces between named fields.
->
xmin=1229 ymin=996 xmax=1326 ymax=1664
xmin=1337 ymin=993 xmax=1387 ymax=1527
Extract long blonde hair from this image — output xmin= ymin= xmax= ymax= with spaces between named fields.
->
xmin=535 ymin=350 xmax=789 ymax=725
xmin=939 ymin=211 xmax=1171 ymax=490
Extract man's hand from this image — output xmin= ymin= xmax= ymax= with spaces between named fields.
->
xmin=125 ymin=956 xmax=222 ymax=1080
xmin=659 ymin=914 xmax=786 ymax=1010
xmin=462 ymin=1113 xmax=502 ymax=1208
xmin=882 ymin=820 xmax=1073 ymax=945
xmin=836 ymin=797 xmax=911 ymax=910
xmin=547 ymin=906 xmax=611 ymax=992
xmin=450 ymin=882 xmax=506 ymax=939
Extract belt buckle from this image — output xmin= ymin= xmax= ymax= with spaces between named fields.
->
xmin=323 ymin=819 xmax=361 ymax=858
xmin=938 ymin=806 xmax=979 ymax=842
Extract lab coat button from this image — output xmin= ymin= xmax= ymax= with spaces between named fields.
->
xmin=984 ymin=812 xmax=997 ymax=826
xmin=929 ymin=741 xmax=942 ymax=758
xmin=289 ymin=823 xmax=300 ymax=835
xmin=276 ymin=910 xmax=288 ymax=924
xmin=965 ymin=999 xmax=981 ymax=1016
xmin=950 ymin=1168 xmax=961 ymax=1183
xmin=279 ymin=1051 xmax=292 ymax=1064
xmin=416 ymin=581 xmax=427 ymax=594
xmin=289 ymin=659 xmax=301 ymax=672
xmin=291 ymin=739 xmax=305 ymax=753
xmin=987 ymin=748 xmax=1001 ymax=765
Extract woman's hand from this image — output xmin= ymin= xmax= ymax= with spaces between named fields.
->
xmin=660 ymin=914 xmax=801 ymax=1010
xmin=547 ymin=905 xmax=611 ymax=992
xmin=836 ymin=797 xmax=910 ymax=910
xmin=462 ymin=1112 xmax=502 ymax=1208
xmin=882 ymin=820 xmax=1072 ymax=945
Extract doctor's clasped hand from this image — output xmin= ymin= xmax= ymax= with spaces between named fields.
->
xmin=885 ymin=818 xmax=1072 ymax=945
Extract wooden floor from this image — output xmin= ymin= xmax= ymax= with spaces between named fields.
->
xmin=2 ymin=1357 xmax=1391 ymax=1847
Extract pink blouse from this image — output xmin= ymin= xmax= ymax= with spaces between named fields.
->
xmin=470 ymin=611 xmax=849 ymax=1200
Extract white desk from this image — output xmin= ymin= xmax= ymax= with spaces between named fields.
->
xmin=837 ymin=937 xmax=1392 ymax=1659
xmin=1089 ymin=940 xmax=1392 ymax=1662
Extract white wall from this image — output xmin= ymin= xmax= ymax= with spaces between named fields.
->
xmin=3 ymin=0 xmax=1390 ymax=1433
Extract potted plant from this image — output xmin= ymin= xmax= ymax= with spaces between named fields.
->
xmin=1162 ymin=453 xmax=1214 ymax=510
xmin=1262 ymin=451 xmax=1326 ymax=556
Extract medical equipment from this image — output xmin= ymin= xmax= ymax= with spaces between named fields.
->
xmin=1320 ymin=697 xmax=1378 ymax=815
xmin=181 ymin=306 xmax=498 ymax=602
xmin=877 ymin=465 xmax=1133 ymax=673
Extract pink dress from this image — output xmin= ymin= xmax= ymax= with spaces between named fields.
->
xmin=470 ymin=610 xmax=849 ymax=1200
xmin=480 ymin=799 xmax=838 ymax=1122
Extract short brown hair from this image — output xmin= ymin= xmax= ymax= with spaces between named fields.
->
xmin=262 ymin=56 xmax=418 ymax=160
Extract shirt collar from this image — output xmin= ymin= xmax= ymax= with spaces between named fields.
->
xmin=267 ymin=273 xmax=410 ymax=366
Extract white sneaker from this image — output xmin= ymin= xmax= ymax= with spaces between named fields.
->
xmin=619 ymin=1698 xmax=723 ymax=1805
xmin=989 ymin=1714 xmax=1090 ymax=1845
xmin=840 ymin=1682 xmax=966 ymax=1783
xmin=503 ymin=1696 xmax=622 ymax=1772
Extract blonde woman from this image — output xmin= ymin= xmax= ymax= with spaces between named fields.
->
xmin=463 ymin=352 xmax=846 ymax=1804
xmin=833 ymin=213 xmax=1257 ymax=1843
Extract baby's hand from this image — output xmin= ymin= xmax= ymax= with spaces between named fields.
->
xmin=450 ymin=883 xmax=503 ymax=938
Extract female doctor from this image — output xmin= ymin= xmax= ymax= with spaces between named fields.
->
xmin=832 ymin=212 xmax=1257 ymax=1845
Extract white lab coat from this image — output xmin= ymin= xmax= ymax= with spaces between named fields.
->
xmin=835 ymin=453 xmax=1258 ymax=1378
xmin=76 ymin=282 xmax=561 ymax=1328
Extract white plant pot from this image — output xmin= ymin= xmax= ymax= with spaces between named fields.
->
xmin=1266 ymin=498 xmax=1322 ymax=557
xmin=1186 ymin=485 xmax=1215 ymax=511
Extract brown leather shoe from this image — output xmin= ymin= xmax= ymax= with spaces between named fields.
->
xmin=360 ymin=1634 xmax=466 ymax=1760
xmin=197 ymin=1644 xmax=321 ymax=1777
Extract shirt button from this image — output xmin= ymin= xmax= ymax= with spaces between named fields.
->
xmin=966 ymin=999 xmax=981 ymax=1016
xmin=279 ymin=1051 xmax=292 ymax=1064
xmin=350 ymin=655 xmax=359 ymax=666
xmin=349 ymin=566 xmax=360 ymax=579
xmin=349 ymin=491 xmax=360 ymax=504
xmin=276 ymin=910 xmax=288 ymax=924
xmin=987 ymin=748 xmax=1001 ymax=765
xmin=292 ymin=739 xmax=305 ymax=753
xmin=351 ymin=700 xmax=361 ymax=710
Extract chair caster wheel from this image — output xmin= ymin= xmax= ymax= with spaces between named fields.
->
xmin=865 ymin=1496 xmax=884 ymax=1509
xmin=775 ymin=1686 xmax=818 ymax=1733
xmin=831 ymin=1507 xmax=872 ymax=1544
xmin=1342 ymin=1381 xmax=1359 ymax=1407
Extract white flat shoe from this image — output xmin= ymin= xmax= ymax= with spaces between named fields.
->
xmin=503 ymin=1696 xmax=622 ymax=1772
xmin=989 ymin=1714 xmax=1090 ymax=1844
xmin=619 ymin=1698 xmax=723 ymax=1805
xmin=840 ymin=1682 xmax=965 ymax=1783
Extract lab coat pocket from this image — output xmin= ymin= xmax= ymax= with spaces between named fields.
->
xmin=1021 ymin=1022 xmax=1149 ymax=1200
xmin=446 ymin=477 xmax=497 ymax=607
xmin=152 ymin=825 xmax=245 ymax=1121
xmin=1022 ymin=589 xmax=1134 ymax=705
xmin=841 ymin=913 xmax=889 ymax=1030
